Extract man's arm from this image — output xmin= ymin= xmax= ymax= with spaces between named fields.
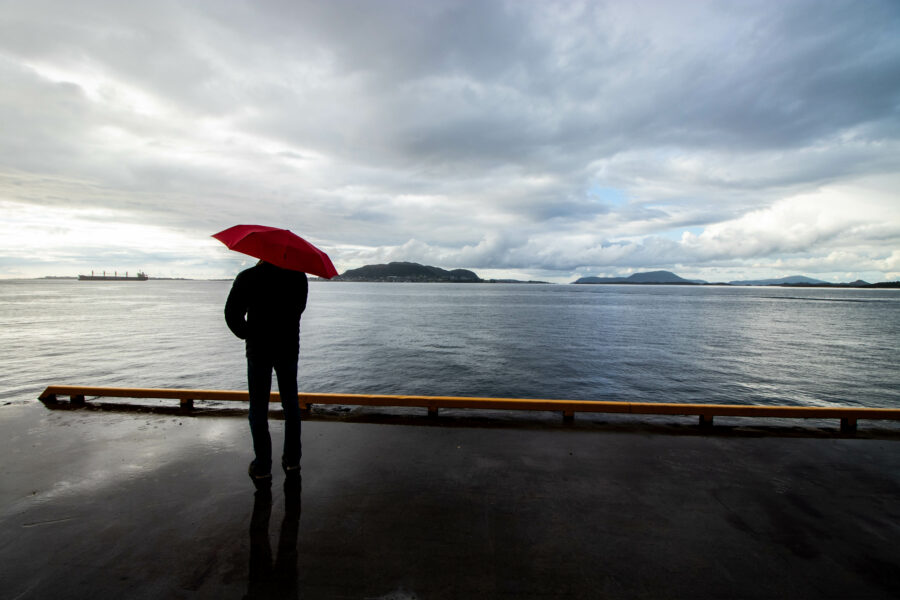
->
xmin=296 ymin=272 xmax=309 ymax=316
xmin=224 ymin=273 xmax=249 ymax=340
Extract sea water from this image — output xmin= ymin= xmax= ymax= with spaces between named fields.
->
xmin=1 ymin=279 xmax=898 ymax=408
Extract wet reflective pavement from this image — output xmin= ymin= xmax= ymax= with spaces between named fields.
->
xmin=2 ymin=402 xmax=900 ymax=599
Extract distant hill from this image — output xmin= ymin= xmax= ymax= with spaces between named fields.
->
xmin=338 ymin=262 xmax=481 ymax=282
xmin=728 ymin=275 xmax=830 ymax=286
xmin=573 ymin=271 xmax=706 ymax=285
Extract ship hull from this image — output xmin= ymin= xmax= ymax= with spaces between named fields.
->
xmin=78 ymin=274 xmax=148 ymax=281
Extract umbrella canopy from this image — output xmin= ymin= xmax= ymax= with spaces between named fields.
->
xmin=212 ymin=224 xmax=339 ymax=279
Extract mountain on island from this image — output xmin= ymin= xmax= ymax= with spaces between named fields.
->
xmin=338 ymin=262 xmax=482 ymax=282
xmin=573 ymin=271 xmax=706 ymax=285
xmin=728 ymin=275 xmax=829 ymax=286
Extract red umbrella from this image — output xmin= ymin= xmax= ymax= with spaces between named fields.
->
xmin=212 ymin=224 xmax=339 ymax=279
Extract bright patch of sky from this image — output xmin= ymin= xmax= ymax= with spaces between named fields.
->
xmin=587 ymin=186 xmax=627 ymax=207
xmin=1 ymin=0 xmax=899 ymax=283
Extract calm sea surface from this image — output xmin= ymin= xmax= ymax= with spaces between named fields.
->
xmin=1 ymin=279 xmax=898 ymax=408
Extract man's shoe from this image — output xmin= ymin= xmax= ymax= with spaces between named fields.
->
xmin=282 ymin=460 xmax=301 ymax=479
xmin=248 ymin=461 xmax=272 ymax=490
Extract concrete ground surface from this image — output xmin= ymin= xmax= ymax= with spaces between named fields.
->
xmin=2 ymin=401 xmax=900 ymax=599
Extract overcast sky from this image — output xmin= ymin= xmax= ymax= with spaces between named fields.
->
xmin=1 ymin=0 xmax=899 ymax=282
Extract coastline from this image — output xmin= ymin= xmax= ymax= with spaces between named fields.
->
xmin=11 ymin=276 xmax=900 ymax=287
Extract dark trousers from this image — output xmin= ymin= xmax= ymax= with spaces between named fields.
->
xmin=247 ymin=347 xmax=301 ymax=473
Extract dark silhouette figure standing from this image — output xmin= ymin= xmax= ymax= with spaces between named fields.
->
xmin=226 ymin=260 xmax=308 ymax=489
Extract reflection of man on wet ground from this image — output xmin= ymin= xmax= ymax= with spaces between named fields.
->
xmin=226 ymin=260 xmax=308 ymax=490
xmin=247 ymin=488 xmax=302 ymax=599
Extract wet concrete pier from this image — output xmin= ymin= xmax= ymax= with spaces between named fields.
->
xmin=2 ymin=401 xmax=900 ymax=599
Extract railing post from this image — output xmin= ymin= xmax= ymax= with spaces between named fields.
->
xmin=428 ymin=405 xmax=439 ymax=418
xmin=840 ymin=417 xmax=858 ymax=434
xmin=180 ymin=398 xmax=194 ymax=410
xmin=563 ymin=409 xmax=575 ymax=423
xmin=39 ymin=394 xmax=58 ymax=406
xmin=70 ymin=394 xmax=86 ymax=407
xmin=699 ymin=414 xmax=714 ymax=429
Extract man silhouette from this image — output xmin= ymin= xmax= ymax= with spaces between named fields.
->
xmin=226 ymin=260 xmax=308 ymax=489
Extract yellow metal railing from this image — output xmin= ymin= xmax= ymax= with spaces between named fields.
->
xmin=38 ymin=385 xmax=900 ymax=433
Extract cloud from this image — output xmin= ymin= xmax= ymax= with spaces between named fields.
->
xmin=680 ymin=182 xmax=900 ymax=262
xmin=0 ymin=0 xmax=898 ymax=280
xmin=330 ymin=174 xmax=900 ymax=280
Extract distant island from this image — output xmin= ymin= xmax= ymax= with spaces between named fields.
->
xmin=574 ymin=271 xmax=705 ymax=285
xmin=727 ymin=275 xmax=829 ymax=286
xmin=338 ymin=262 xmax=482 ymax=282
xmin=573 ymin=271 xmax=900 ymax=288
xmin=336 ymin=262 xmax=548 ymax=283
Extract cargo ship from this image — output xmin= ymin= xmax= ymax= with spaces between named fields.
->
xmin=78 ymin=270 xmax=148 ymax=281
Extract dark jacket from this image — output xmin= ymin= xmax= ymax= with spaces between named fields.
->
xmin=225 ymin=262 xmax=309 ymax=354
